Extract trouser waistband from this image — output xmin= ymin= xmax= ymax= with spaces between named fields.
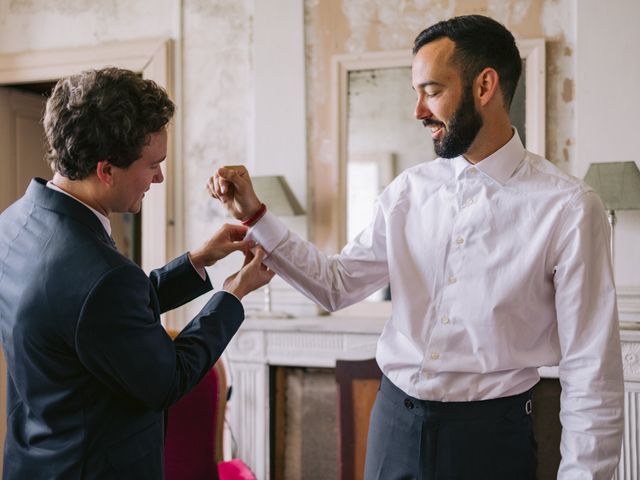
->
xmin=379 ymin=375 xmax=533 ymax=421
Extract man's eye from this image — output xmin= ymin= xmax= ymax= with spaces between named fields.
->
xmin=426 ymin=91 xmax=439 ymax=98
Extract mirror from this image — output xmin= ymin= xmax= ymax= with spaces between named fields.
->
xmin=334 ymin=40 xmax=545 ymax=302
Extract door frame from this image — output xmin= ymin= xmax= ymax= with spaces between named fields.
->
xmin=0 ymin=38 xmax=179 ymax=275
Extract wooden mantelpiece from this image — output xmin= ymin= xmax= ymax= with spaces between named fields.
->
xmin=226 ymin=312 xmax=640 ymax=480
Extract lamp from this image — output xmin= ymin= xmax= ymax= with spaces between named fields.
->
xmin=583 ymin=161 xmax=640 ymax=266
xmin=250 ymin=175 xmax=305 ymax=318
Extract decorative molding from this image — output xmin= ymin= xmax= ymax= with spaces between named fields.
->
xmin=622 ymin=341 xmax=640 ymax=382
xmin=228 ymin=362 xmax=268 ymax=479
xmin=617 ymin=390 xmax=640 ymax=479
xmin=619 ymin=286 xmax=640 ymax=324
xmin=227 ymin=315 xmax=640 ymax=478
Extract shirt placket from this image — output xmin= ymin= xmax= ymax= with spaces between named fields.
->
xmin=423 ymin=167 xmax=479 ymax=380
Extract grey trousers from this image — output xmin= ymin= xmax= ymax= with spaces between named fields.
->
xmin=364 ymin=376 xmax=537 ymax=480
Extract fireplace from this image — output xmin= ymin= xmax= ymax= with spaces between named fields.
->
xmin=225 ymin=314 xmax=640 ymax=480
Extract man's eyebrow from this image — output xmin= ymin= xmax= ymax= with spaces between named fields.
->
xmin=413 ymin=81 xmax=444 ymax=90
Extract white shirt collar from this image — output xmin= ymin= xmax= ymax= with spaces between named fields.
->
xmin=451 ymin=128 xmax=526 ymax=185
xmin=46 ymin=181 xmax=112 ymax=236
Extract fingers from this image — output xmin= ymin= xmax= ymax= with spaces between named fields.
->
xmin=206 ymin=177 xmax=218 ymax=199
xmin=251 ymin=246 xmax=266 ymax=264
xmin=220 ymin=223 xmax=249 ymax=239
xmin=250 ymin=248 xmax=275 ymax=281
xmin=207 ymin=166 xmax=250 ymax=201
xmin=227 ymin=238 xmax=256 ymax=253
xmin=217 ymin=166 xmax=249 ymax=194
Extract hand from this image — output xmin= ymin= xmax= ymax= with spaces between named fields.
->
xmin=223 ymin=247 xmax=275 ymax=300
xmin=189 ymin=224 xmax=255 ymax=271
xmin=207 ymin=165 xmax=262 ymax=221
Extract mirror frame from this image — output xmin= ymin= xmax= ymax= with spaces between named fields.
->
xmin=330 ymin=39 xmax=546 ymax=249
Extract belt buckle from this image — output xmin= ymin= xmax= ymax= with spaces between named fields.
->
xmin=525 ymin=399 xmax=532 ymax=415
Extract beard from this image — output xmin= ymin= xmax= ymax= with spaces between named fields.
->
xmin=425 ymin=88 xmax=483 ymax=159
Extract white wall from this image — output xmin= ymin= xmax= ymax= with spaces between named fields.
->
xmin=576 ymin=0 xmax=640 ymax=288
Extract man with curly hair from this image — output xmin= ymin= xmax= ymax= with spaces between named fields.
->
xmin=0 ymin=67 xmax=273 ymax=479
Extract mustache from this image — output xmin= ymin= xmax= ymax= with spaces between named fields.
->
xmin=422 ymin=119 xmax=444 ymax=128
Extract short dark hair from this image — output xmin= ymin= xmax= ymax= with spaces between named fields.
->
xmin=44 ymin=67 xmax=175 ymax=180
xmin=413 ymin=15 xmax=522 ymax=108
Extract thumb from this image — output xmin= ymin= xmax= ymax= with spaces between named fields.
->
xmin=249 ymin=246 xmax=267 ymax=265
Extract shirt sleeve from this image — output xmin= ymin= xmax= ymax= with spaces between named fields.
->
xmin=551 ymin=190 xmax=624 ymax=479
xmin=247 ymin=204 xmax=390 ymax=312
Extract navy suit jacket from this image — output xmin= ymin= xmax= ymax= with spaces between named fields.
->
xmin=0 ymin=178 xmax=244 ymax=479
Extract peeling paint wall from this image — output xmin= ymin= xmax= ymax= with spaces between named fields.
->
xmin=0 ymin=0 xmax=254 ymax=323
xmin=0 ymin=0 xmax=580 ymax=305
xmin=0 ymin=0 xmax=174 ymax=50
xmin=305 ymin=0 xmax=577 ymax=251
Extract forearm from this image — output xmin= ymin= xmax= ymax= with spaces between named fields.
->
xmin=557 ymin=364 xmax=623 ymax=478
xmin=249 ymin=212 xmax=388 ymax=311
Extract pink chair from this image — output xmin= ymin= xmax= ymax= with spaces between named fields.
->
xmin=164 ymin=359 xmax=256 ymax=480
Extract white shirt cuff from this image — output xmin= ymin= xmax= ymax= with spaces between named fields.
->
xmin=247 ymin=211 xmax=288 ymax=254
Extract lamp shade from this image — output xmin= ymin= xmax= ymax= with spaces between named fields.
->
xmin=251 ymin=175 xmax=305 ymax=216
xmin=583 ymin=161 xmax=640 ymax=210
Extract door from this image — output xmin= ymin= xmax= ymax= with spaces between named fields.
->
xmin=0 ymin=87 xmax=50 ymax=475
xmin=0 ymin=87 xmax=50 ymax=211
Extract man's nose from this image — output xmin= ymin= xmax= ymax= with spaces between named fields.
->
xmin=415 ymin=99 xmax=432 ymax=120
xmin=153 ymin=168 xmax=164 ymax=184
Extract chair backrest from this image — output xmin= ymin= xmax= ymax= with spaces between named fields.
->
xmin=164 ymin=360 xmax=227 ymax=480
xmin=335 ymin=358 xmax=383 ymax=480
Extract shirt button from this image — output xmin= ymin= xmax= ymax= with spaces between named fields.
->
xmin=463 ymin=198 xmax=475 ymax=208
xmin=441 ymin=316 xmax=450 ymax=324
xmin=448 ymin=276 xmax=457 ymax=285
xmin=455 ymin=237 xmax=464 ymax=245
xmin=431 ymin=352 xmax=440 ymax=360
xmin=468 ymin=168 xmax=477 ymax=175
xmin=404 ymin=398 xmax=414 ymax=409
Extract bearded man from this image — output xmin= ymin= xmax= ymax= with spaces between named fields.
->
xmin=209 ymin=15 xmax=624 ymax=480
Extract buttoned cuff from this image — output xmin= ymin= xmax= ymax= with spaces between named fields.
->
xmin=247 ymin=211 xmax=288 ymax=254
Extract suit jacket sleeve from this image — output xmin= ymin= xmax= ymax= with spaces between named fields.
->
xmin=75 ymin=261 xmax=244 ymax=411
xmin=149 ymin=253 xmax=213 ymax=313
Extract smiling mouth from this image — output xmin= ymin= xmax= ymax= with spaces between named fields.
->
xmin=430 ymin=125 xmax=444 ymax=140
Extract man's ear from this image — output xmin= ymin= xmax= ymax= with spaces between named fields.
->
xmin=475 ymin=67 xmax=500 ymax=107
xmin=96 ymin=160 xmax=114 ymax=186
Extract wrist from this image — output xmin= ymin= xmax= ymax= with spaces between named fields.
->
xmin=241 ymin=203 xmax=267 ymax=227
xmin=188 ymin=249 xmax=210 ymax=271
xmin=224 ymin=279 xmax=246 ymax=300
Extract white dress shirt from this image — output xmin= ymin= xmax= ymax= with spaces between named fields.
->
xmin=249 ymin=130 xmax=624 ymax=478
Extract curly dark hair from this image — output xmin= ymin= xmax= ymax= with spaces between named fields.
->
xmin=413 ymin=15 xmax=522 ymax=109
xmin=43 ymin=67 xmax=175 ymax=180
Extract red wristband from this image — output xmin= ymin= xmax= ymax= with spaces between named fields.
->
xmin=241 ymin=203 xmax=267 ymax=226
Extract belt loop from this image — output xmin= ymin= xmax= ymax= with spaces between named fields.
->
xmin=525 ymin=399 xmax=532 ymax=415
